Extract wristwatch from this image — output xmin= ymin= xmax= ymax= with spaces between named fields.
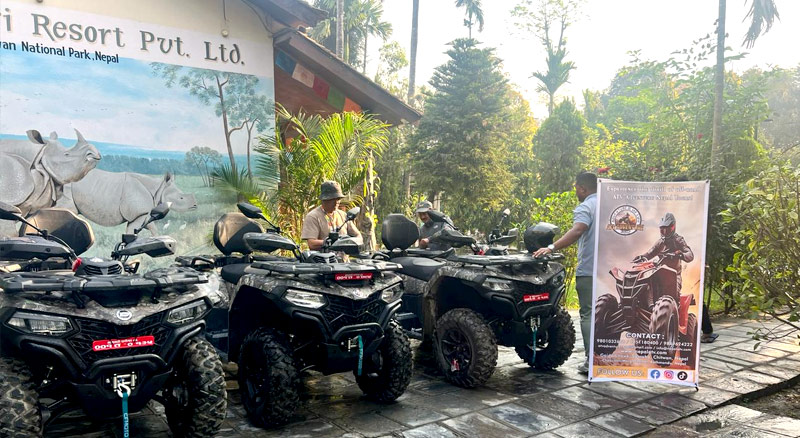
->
xmin=547 ymin=244 xmax=555 ymax=251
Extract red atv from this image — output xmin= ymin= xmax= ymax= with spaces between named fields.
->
xmin=594 ymin=253 xmax=697 ymax=367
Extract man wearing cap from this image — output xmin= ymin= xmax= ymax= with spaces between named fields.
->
xmin=301 ymin=181 xmax=362 ymax=251
xmin=416 ymin=201 xmax=454 ymax=251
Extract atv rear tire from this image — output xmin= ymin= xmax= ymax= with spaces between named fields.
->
xmin=238 ymin=328 xmax=299 ymax=427
xmin=356 ymin=321 xmax=412 ymax=402
xmin=650 ymin=296 xmax=679 ymax=367
xmin=516 ymin=306 xmax=576 ymax=370
xmin=680 ymin=313 xmax=698 ymax=368
xmin=434 ymin=308 xmax=497 ymax=388
xmin=593 ymin=294 xmax=621 ymax=356
xmin=164 ymin=337 xmax=227 ymax=438
xmin=0 ymin=358 xmax=41 ymax=438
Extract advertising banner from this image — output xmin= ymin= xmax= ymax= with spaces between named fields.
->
xmin=0 ymin=0 xmax=275 ymax=261
xmin=589 ymin=179 xmax=710 ymax=387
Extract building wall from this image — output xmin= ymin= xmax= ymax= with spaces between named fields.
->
xmin=0 ymin=0 xmax=276 ymax=260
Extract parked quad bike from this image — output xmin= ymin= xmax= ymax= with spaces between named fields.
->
xmin=593 ymin=253 xmax=698 ymax=368
xmin=378 ymin=214 xmax=575 ymax=388
xmin=181 ymin=203 xmax=415 ymax=428
xmin=0 ymin=202 xmax=226 ymax=438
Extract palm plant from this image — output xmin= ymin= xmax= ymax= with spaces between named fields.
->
xmin=255 ymin=105 xmax=390 ymax=244
xmin=311 ymin=0 xmax=391 ymax=69
xmin=533 ymin=49 xmax=575 ymax=115
xmin=455 ymin=0 xmax=485 ymax=39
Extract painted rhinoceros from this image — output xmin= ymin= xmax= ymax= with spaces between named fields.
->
xmin=0 ymin=130 xmax=101 ymax=216
xmin=57 ymin=170 xmax=198 ymax=235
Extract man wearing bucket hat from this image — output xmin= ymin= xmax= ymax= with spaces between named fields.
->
xmin=415 ymin=200 xmax=454 ymax=251
xmin=301 ymin=181 xmax=362 ymax=251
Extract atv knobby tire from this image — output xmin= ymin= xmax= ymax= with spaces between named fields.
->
xmin=238 ymin=328 xmax=299 ymax=427
xmin=680 ymin=313 xmax=698 ymax=368
xmin=355 ymin=321 xmax=412 ymax=402
xmin=516 ymin=306 xmax=576 ymax=370
xmin=434 ymin=308 xmax=497 ymax=388
xmin=0 ymin=357 xmax=41 ymax=438
xmin=593 ymin=294 xmax=621 ymax=356
xmin=650 ymin=296 xmax=679 ymax=367
xmin=164 ymin=336 xmax=227 ymax=438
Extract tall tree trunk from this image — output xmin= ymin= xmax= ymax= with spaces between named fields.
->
xmin=336 ymin=0 xmax=344 ymax=58
xmin=245 ymin=122 xmax=255 ymax=178
xmin=711 ymin=0 xmax=726 ymax=174
xmin=216 ymin=77 xmax=237 ymax=174
xmin=468 ymin=12 xmax=472 ymax=39
xmin=363 ymin=35 xmax=368 ymax=74
xmin=548 ymin=92 xmax=554 ymax=115
xmin=408 ymin=0 xmax=419 ymax=101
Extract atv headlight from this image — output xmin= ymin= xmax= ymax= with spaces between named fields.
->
xmin=381 ymin=283 xmax=403 ymax=303
xmin=483 ymin=278 xmax=514 ymax=292
xmin=7 ymin=312 xmax=73 ymax=336
xmin=284 ymin=289 xmax=326 ymax=309
xmin=167 ymin=300 xmax=208 ymax=325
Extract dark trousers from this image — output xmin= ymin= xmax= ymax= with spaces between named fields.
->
xmin=702 ymin=305 xmax=713 ymax=334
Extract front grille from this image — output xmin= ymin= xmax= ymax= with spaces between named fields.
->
xmin=83 ymin=264 xmax=123 ymax=275
xmin=321 ymin=293 xmax=385 ymax=334
xmin=66 ymin=313 xmax=172 ymax=365
xmin=312 ymin=253 xmax=337 ymax=264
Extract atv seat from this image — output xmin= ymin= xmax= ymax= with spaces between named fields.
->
xmin=19 ymin=208 xmax=94 ymax=255
xmin=214 ymin=213 xmax=264 ymax=255
xmin=220 ymin=263 xmax=249 ymax=284
xmin=392 ymin=256 xmax=444 ymax=281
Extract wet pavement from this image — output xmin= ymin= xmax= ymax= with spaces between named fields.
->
xmin=48 ymin=312 xmax=800 ymax=437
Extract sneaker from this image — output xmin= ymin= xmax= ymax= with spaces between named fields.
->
xmin=577 ymin=358 xmax=589 ymax=375
xmin=701 ymin=333 xmax=719 ymax=343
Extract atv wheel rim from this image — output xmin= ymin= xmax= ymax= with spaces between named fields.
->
xmin=441 ymin=329 xmax=472 ymax=373
xmin=241 ymin=344 xmax=270 ymax=405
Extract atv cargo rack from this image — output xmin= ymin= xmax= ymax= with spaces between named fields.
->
xmin=447 ymin=253 xmax=563 ymax=266
xmin=249 ymin=259 xmax=402 ymax=275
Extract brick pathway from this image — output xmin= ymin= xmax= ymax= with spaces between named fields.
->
xmin=47 ymin=313 xmax=800 ymax=437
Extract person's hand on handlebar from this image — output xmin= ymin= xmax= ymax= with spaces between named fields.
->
xmin=533 ymin=246 xmax=553 ymax=258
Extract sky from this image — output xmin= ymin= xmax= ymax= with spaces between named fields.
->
xmin=0 ymin=50 xmax=273 ymax=153
xmin=366 ymin=0 xmax=800 ymax=120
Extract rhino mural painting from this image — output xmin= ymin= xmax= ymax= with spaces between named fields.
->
xmin=58 ymin=170 xmax=198 ymax=235
xmin=0 ymin=130 xmax=101 ymax=216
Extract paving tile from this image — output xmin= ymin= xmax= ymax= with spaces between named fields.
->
xmin=307 ymin=397 xmax=380 ymax=420
xmin=671 ymin=411 xmax=736 ymax=435
xmin=749 ymin=414 xmax=800 ymax=437
xmin=709 ymin=347 xmax=776 ymax=364
xmin=531 ymin=433 xmax=561 ymax=438
xmin=709 ymin=404 xmax=767 ymax=422
xmin=623 ymin=402 xmax=684 ymax=425
xmin=253 ymin=418 xmax=346 ymax=437
xmin=517 ymin=392 xmax=597 ymax=423
xmin=406 ymin=377 xmax=461 ymax=397
xmin=648 ymin=393 xmax=707 ymax=416
xmin=550 ymin=386 xmax=628 ymax=413
xmin=588 ymin=411 xmax=655 ymax=437
xmin=751 ymin=364 xmax=800 ymax=380
xmin=377 ymin=402 xmax=448 ymax=427
xmin=703 ymin=374 xmax=767 ymax=394
xmin=733 ymin=369 xmax=784 ymax=385
xmin=707 ymin=425 xmax=788 ymax=438
xmin=482 ymin=403 xmax=562 ymax=434
xmin=766 ymin=342 xmax=800 ymax=354
xmin=401 ymin=423 xmax=459 ymax=438
xmin=484 ymin=375 xmax=553 ymax=396
xmin=701 ymin=357 xmax=746 ymax=373
xmin=640 ymin=424 xmax=701 ymax=437
xmin=414 ymin=391 xmax=498 ymax=417
xmin=770 ymin=358 xmax=800 ymax=372
xmin=331 ymin=411 xmax=404 ymax=438
xmin=585 ymin=381 xmax=655 ymax=403
xmin=442 ymin=413 xmax=526 ymax=438
xmin=681 ymin=386 xmax=740 ymax=407
xmin=551 ymin=421 xmax=624 ymax=437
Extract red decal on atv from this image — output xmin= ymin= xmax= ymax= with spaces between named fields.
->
xmin=335 ymin=273 xmax=373 ymax=281
xmin=523 ymin=293 xmax=550 ymax=303
xmin=92 ymin=336 xmax=155 ymax=352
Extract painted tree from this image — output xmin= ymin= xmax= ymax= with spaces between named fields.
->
xmin=152 ymin=63 xmax=266 ymax=174
xmin=511 ymin=0 xmax=580 ymax=115
xmin=185 ymin=146 xmax=222 ymax=187
xmin=455 ymin=0 xmax=485 ymax=39
xmin=411 ymin=38 xmax=514 ymax=232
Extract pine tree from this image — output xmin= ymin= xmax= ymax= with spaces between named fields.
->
xmin=412 ymin=39 xmax=514 ymax=232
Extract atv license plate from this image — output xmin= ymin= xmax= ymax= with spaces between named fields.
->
xmin=92 ymin=336 xmax=155 ymax=352
xmin=335 ymin=272 xmax=373 ymax=281
xmin=522 ymin=292 xmax=550 ymax=303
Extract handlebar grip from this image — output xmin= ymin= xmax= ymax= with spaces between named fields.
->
xmin=190 ymin=256 xmax=216 ymax=269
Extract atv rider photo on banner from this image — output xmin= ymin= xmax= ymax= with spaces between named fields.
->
xmin=589 ymin=179 xmax=710 ymax=386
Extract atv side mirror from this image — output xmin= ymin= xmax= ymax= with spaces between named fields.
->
xmin=345 ymin=207 xmax=360 ymax=221
xmin=0 ymin=202 xmax=23 ymax=221
xmin=149 ymin=203 xmax=171 ymax=221
xmin=238 ymin=202 xmax=267 ymax=220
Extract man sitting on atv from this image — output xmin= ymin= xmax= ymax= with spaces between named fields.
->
xmin=633 ymin=212 xmax=694 ymax=294
xmin=415 ymin=200 xmax=454 ymax=251
xmin=301 ymin=180 xmax=362 ymax=250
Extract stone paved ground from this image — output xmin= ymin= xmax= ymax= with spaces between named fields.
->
xmin=48 ymin=312 xmax=800 ymax=438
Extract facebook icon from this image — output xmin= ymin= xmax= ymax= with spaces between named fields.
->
xmin=650 ymin=370 xmax=661 ymax=379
